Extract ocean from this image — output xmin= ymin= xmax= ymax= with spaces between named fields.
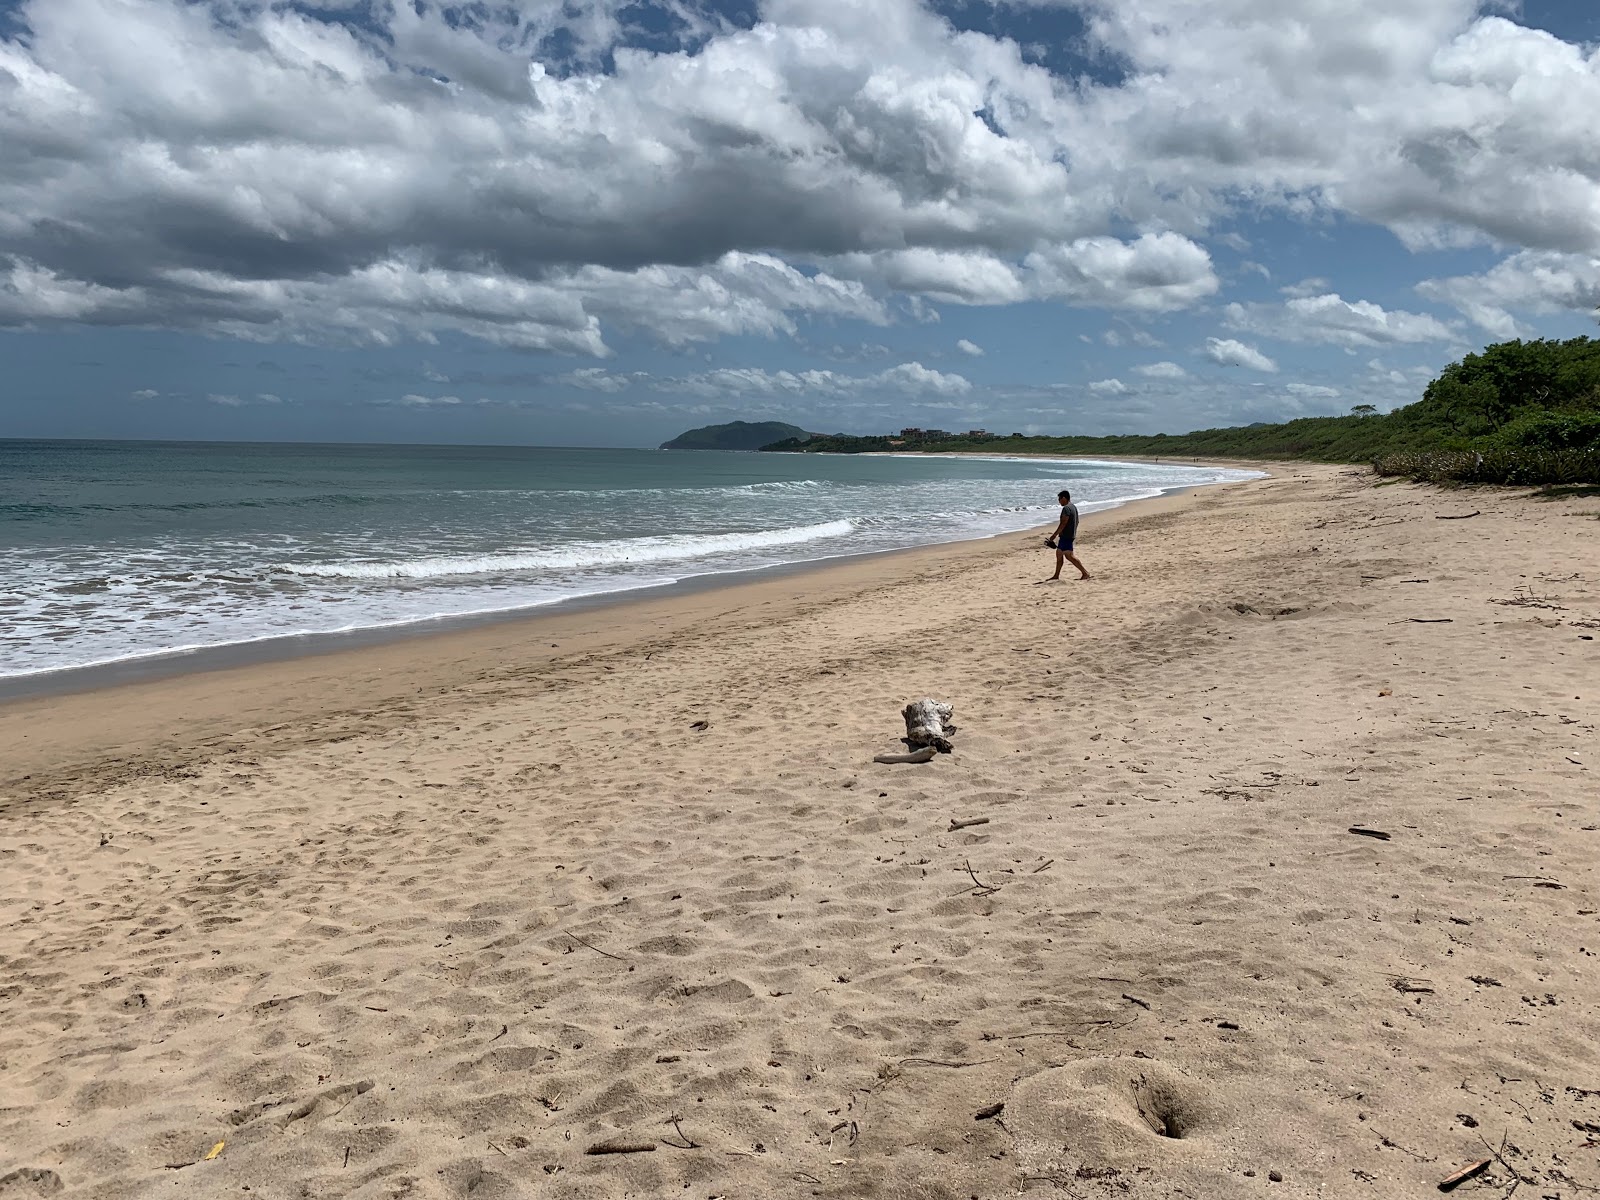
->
xmin=1 ymin=440 xmax=1261 ymax=686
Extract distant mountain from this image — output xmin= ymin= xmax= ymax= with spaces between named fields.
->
xmin=660 ymin=420 xmax=813 ymax=450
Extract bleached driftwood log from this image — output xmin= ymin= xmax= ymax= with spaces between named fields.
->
xmin=873 ymin=747 xmax=937 ymax=764
xmin=902 ymin=699 xmax=956 ymax=753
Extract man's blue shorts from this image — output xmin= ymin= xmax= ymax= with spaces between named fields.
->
xmin=1056 ymin=540 xmax=1074 ymax=553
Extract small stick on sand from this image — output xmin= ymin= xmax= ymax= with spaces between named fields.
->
xmin=1121 ymin=993 xmax=1151 ymax=1010
xmin=1436 ymin=1158 xmax=1490 ymax=1191
xmin=1031 ymin=859 xmax=1055 ymax=874
xmin=962 ymin=859 xmax=1000 ymax=897
xmin=949 ymin=817 xmax=990 ymax=831
xmin=974 ymin=1102 xmax=1005 ymax=1120
xmin=1409 ymin=618 xmax=1454 ymax=624
xmin=585 ymin=1141 xmax=657 ymax=1155
xmin=567 ymin=932 xmax=627 ymax=962
xmin=1436 ymin=511 xmax=1481 ymax=520
xmin=1349 ymin=827 xmax=1392 ymax=840
xmin=662 ymin=1116 xmax=701 ymax=1149
xmin=874 ymin=747 xmax=936 ymax=764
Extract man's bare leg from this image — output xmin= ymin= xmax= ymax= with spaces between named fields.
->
xmin=1063 ymin=551 xmax=1090 ymax=580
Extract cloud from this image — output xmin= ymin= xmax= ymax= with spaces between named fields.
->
xmin=1202 ymin=337 xmax=1277 ymax=372
xmin=1285 ymin=382 xmax=1341 ymax=399
xmin=129 ymin=388 xmax=159 ymax=400
xmin=561 ymin=360 xmax=973 ymax=401
xmin=828 ymin=233 xmax=1218 ymax=311
xmin=956 ymin=338 xmax=985 ymax=356
xmin=1280 ymin=278 xmax=1331 ymax=299
xmin=391 ymin=394 xmax=466 ymax=407
xmin=562 ymin=367 xmax=638 ymax=393
xmin=1088 ymin=378 xmax=1129 ymax=394
xmin=1132 ymin=361 xmax=1188 ymax=379
xmin=1417 ymin=250 xmax=1600 ymax=338
xmin=2 ymin=0 xmax=1597 ymax=362
xmin=1225 ymin=293 xmax=1459 ymax=347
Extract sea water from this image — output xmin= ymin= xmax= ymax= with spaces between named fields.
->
xmin=1 ymin=440 xmax=1261 ymax=683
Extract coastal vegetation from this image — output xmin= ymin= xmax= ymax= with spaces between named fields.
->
xmin=756 ymin=337 xmax=1600 ymax=484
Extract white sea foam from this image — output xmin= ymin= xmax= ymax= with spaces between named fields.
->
xmin=276 ymin=519 xmax=858 ymax=580
xmin=2 ymin=447 xmax=1264 ymax=686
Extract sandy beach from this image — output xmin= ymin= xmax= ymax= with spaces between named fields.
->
xmin=3 ymin=463 xmax=1598 ymax=1199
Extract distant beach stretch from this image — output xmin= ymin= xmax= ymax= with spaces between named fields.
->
xmin=4 ymin=464 xmax=1597 ymax=1198
xmin=0 ymin=440 xmax=1256 ymax=689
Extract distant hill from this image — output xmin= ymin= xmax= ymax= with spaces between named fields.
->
xmin=660 ymin=420 xmax=813 ymax=450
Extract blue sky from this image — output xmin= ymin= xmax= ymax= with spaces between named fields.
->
xmin=2 ymin=0 xmax=1599 ymax=446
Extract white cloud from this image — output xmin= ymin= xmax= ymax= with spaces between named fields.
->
xmin=956 ymin=338 xmax=985 ymax=356
xmin=1202 ymin=337 xmax=1277 ymax=372
xmin=1088 ymin=378 xmax=1129 ymax=394
xmin=645 ymin=360 xmax=971 ymax=401
xmin=207 ymin=393 xmax=242 ymax=406
xmin=562 ymin=367 xmax=638 ymax=393
xmin=1286 ymin=382 xmax=1341 ymax=398
xmin=1 ymin=0 xmax=1597 ymax=364
xmin=1417 ymin=250 xmax=1600 ymax=337
xmin=1132 ymin=361 xmax=1188 ymax=379
xmin=129 ymin=388 xmax=159 ymax=400
xmin=1226 ymin=293 xmax=1459 ymax=347
xmin=1280 ymin=278 xmax=1331 ymax=299
xmin=392 ymin=394 xmax=465 ymax=407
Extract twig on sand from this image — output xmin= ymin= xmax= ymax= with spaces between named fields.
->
xmin=1374 ymin=1131 xmax=1434 ymax=1163
xmin=1349 ymin=826 xmax=1392 ymax=840
xmin=961 ymin=859 xmax=1001 ymax=897
xmin=1122 ymin=994 xmax=1152 ymax=1010
xmin=662 ymin=1115 xmax=701 ymax=1149
xmin=1408 ymin=618 xmax=1455 ymax=624
xmin=1436 ymin=1158 xmax=1491 ymax=1192
xmin=949 ymin=817 xmax=990 ymax=831
xmin=1436 ymin=511 xmax=1482 ymax=520
xmin=566 ymin=932 xmax=627 ymax=962
xmin=1031 ymin=859 xmax=1055 ymax=874
xmin=899 ymin=1056 xmax=1000 ymax=1069
xmin=585 ymin=1141 xmax=656 ymax=1155
xmin=490 ymin=1024 xmax=507 ymax=1042
xmin=1476 ymin=1132 xmax=1537 ymax=1192
xmin=975 ymin=1102 xmax=1005 ymax=1120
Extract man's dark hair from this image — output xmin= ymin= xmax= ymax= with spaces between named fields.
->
xmin=1058 ymin=490 xmax=1071 ymax=501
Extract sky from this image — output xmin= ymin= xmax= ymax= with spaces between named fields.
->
xmin=2 ymin=0 xmax=1599 ymax=447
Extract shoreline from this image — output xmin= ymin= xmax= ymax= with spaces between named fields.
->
xmin=0 ymin=479 xmax=1226 ymax=790
xmin=0 ymin=469 xmax=1246 ymax=705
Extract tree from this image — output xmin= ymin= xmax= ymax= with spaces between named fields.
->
xmin=1351 ymin=404 xmax=1378 ymax=417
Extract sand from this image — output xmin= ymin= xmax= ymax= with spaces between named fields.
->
xmin=2 ymin=464 xmax=1598 ymax=1200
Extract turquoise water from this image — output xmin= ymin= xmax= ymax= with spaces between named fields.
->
xmin=1 ymin=440 xmax=1260 ymax=680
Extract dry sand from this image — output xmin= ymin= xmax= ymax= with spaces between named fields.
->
xmin=2 ymin=464 xmax=1598 ymax=1200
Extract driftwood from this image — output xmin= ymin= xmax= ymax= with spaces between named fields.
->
xmin=903 ymin=699 xmax=956 ymax=753
xmin=874 ymin=747 xmax=937 ymax=764
xmin=1437 ymin=1158 xmax=1491 ymax=1191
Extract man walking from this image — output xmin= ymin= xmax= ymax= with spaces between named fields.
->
xmin=1045 ymin=489 xmax=1091 ymax=581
